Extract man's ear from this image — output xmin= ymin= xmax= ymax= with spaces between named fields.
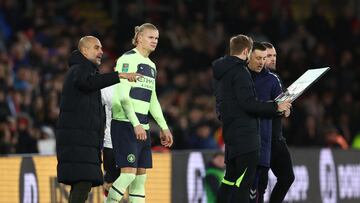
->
xmin=81 ymin=47 xmax=88 ymax=57
xmin=243 ymin=48 xmax=249 ymax=57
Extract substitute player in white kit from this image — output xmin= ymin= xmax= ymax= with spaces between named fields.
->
xmin=101 ymin=79 xmax=120 ymax=202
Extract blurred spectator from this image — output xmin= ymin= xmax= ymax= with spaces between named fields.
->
xmin=352 ymin=132 xmax=360 ymax=150
xmin=0 ymin=89 xmax=11 ymax=119
xmin=205 ymin=152 xmax=225 ymax=203
xmin=15 ymin=114 xmax=38 ymax=154
xmin=187 ymin=120 xmax=218 ymax=150
xmin=0 ymin=119 xmax=14 ymax=154
xmin=323 ymin=126 xmax=349 ymax=149
xmin=37 ymin=126 xmax=55 ymax=155
xmin=295 ymin=115 xmax=323 ymax=147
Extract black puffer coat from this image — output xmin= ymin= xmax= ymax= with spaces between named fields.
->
xmin=212 ymin=55 xmax=278 ymax=160
xmin=56 ymin=50 xmax=119 ymax=186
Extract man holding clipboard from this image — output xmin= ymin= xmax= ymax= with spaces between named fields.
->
xmin=259 ymin=42 xmax=329 ymax=203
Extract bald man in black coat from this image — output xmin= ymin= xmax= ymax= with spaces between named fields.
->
xmin=56 ymin=36 xmax=138 ymax=203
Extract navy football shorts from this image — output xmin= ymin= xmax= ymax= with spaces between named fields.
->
xmin=111 ymin=120 xmax=152 ymax=169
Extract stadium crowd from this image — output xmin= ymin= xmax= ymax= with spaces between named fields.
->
xmin=0 ymin=0 xmax=360 ymax=154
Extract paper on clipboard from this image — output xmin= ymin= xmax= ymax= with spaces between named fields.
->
xmin=275 ymin=67 xmax=330 ymax=102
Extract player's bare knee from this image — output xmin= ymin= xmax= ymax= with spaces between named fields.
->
xmin=121 ymin=167 xmax=137 ymax=174
xmin=137 ymin=168 xmax=146 ymax=175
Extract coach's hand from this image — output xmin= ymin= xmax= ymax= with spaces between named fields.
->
xmin=160 ymin=129 xmax=173 ymax=148
xmin=134 ymin=125 xmax=147 ymax=141
xmin=277 ymin=100 xmax=291 ymax=112
xmin=284 ymin=108 xmax=291 ymax=117
xmin=119 ymin=72 xmax=142 ymax=82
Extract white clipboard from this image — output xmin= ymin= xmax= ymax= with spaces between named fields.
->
xmin=275 ymin=67 xmax=330 ymax=102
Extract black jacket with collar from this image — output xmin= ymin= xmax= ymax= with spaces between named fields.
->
xmin=212 ymin=55 xmax=278 ymax=160
xmin=56 ymin=50 xmax=119 ymax=186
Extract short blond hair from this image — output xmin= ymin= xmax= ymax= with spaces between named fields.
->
xmin=132 ymin=23 xmax=158 ymax=46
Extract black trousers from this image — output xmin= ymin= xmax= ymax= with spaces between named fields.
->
xmin=250 ymin=166 xmax=269 ymax=203
xmin=217 ymin=150 xmax=259 ymax=203
xmin=268 ymin=140 xmax=295 ymax=203
xmin=103 ymin=147 xmax=120 ymax=183
xmin=69 ymin=181 xmax=92 ymax=203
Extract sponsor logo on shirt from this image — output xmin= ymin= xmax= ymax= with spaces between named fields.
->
xmin=122 ymin=63 xmax=129 ymax=72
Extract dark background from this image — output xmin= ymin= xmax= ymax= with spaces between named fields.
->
xmin=1 ymin=0 xmax=360 ymax=154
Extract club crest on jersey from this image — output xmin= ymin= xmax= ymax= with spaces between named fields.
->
xmin=122 ymin=63 xmax=129 ymax=72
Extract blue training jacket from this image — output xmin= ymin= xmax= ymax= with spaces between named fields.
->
xmin=251 ymin=68 xmax=282 ymax=167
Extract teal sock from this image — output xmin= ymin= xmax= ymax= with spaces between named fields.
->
xmin=106 ymin=173 xmax=136 ymax=203
xmin=128 ymin=174 xmax=147 ymax=203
